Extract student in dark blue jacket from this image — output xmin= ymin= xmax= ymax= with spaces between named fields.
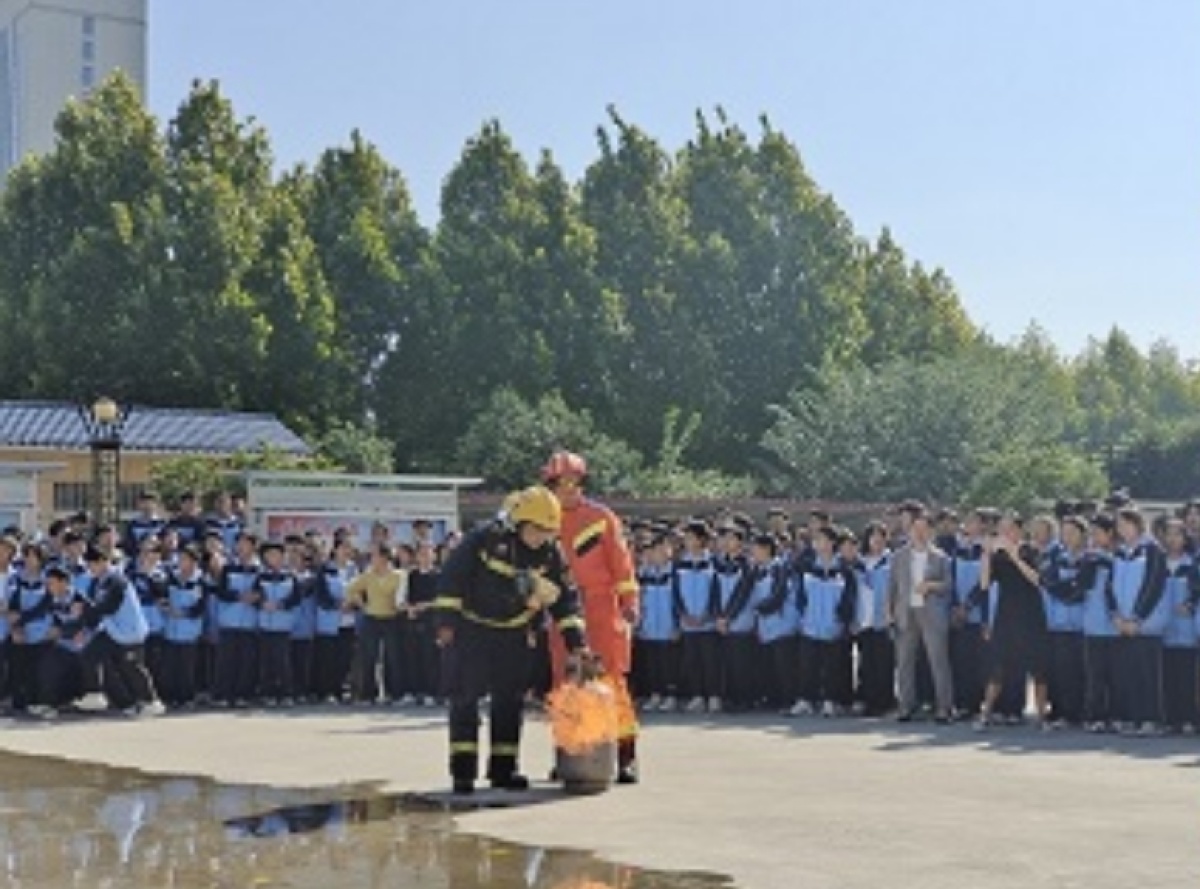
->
xmin=672 ymin=521 xmax=719 ymax=713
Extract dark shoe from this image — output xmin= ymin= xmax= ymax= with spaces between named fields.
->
xmin=548 ymin=767 xmax=560 ymax=782
xmin=452 ymin=779 xmax=475 ymax=796
xmin=896 ymin=711 xmax=914 ymax=723
xmin=616 ymin=764 xmax=639 ymax=785
xmin=489 ymin=773 xmax=530 ymax=792
xmin=934 ymin=712 xmax=951 ymax=725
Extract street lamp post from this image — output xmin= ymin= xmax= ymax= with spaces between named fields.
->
xmin=77 ymin=397 xmax=129 ymax=530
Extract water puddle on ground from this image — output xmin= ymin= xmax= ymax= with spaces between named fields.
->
xmin=0 ymin=751 xmax=732 ymax=888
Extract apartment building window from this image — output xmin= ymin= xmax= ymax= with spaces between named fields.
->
xmin=82 ymin=40 xmax=95 ymax=62
xmin=82 ymin=16 xmax=96 ymax=37
xmin=82 ymin=65 xmax=95 ymax=89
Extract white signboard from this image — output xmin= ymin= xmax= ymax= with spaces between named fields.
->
xmin=243 ymin=471 xmax=481 ymax=545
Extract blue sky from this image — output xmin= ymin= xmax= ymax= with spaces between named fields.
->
xmin=148 ymin=1 xmax=1199 ymax=358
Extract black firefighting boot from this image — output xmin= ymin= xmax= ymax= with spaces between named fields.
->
xmin=616 ymin=737 xmax=639 ymax=785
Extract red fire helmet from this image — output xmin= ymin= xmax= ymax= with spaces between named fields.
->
xmin=541 ymin=450 xmax=588 ymax=483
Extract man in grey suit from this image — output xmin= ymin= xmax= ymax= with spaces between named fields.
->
xmin=887 ymin=510 xmax=954 ymax=722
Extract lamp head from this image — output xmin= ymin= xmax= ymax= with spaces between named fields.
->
xmin=91 ymin=397 xmax=119 ymax=425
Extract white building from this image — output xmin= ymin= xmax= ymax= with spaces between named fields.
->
xmin=0 ymin=0 xmax=146 ymax=177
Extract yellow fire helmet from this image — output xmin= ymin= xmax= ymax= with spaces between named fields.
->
xmin=508 ymin=485 xmax=563 ymax=533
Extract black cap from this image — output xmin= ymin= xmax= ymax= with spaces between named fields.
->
xmin=45 ymin=565 xmax=70 ymax=582
xmin=1105 ymin=489 xmax=1133 ymax=510
xmin=1091 ymin=514 xmax=1117 ymax=534
xmin=83 ymin=545 xmax=108 ymax=565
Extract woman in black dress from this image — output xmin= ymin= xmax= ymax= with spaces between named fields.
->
xmin=975 ymin=513 xmax=1050 ymax=730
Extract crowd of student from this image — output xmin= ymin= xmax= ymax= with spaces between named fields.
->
xmin=629 ymin=495 xmax=1200 ymax=737
xmin=3 ymin=487 xmax=1199 ymax=739
xmin=0 ymin=492 xmax=455 ymax=719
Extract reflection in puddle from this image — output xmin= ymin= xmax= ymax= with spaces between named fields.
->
xmin=0 ymin=751 xmax=732 ymax=888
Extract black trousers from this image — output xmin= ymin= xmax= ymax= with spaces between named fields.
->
xmin=215 ymin=629 xmax=258 ymax=703
xmin=81 ymin=634 xmax=156 ymax=708
xmin=798 ymin=636 xmax=851 ymax=706
xmin=855 ymin=629 xmax=895 ymax=715
xmin=314 ymin=631 xmax=355 ymax=699
xmin=722 ymin=633 xmax=760 ymax=707
xmin=197 ymin=640 xmax=217 ymax=697
xmin=764 ymin=636 xmax=800 ymax=706
xmin=1162 ymin=647 xmax=1198 ymax=728
xmin=38 ymin=645 xmax=82 ymax=707
xmin=10 ymin=642 xmax=48 ymax=709
xmin=358 ymin=616 xmax=402 ymax=702
xmin=160 ymin=641 xmax=199 ymax=705
xmin=1046 ymin=632 xmax=1085 ymax=724
xmin=0 ymin=639 xmax=9 ymax=703
xmin=446 ymin=621 xmax=532 ymax=783
xmin=1113 ymin=636 xmax=1162 ymax=725
xmin=399 ymin=617 xmax=440 ymax=698
xmin=258 ymin=632 xmax=292 ymax=699
xmin=635 ymin=639 xmax=677 ymax=698
xmin=1084 ymin=636 xmax=1117 ymax=723
xmin=291 ymin=638 xmax=314 ymax=700
xmin=950 ymin=624 xmax=984 ymax=714
xmin=680 ymin=632 xmax=721 ymax=698
xmin=144 ymin=635 xmax=166 ymax=692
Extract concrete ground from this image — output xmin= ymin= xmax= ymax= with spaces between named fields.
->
xmin=0 ymin=707 xmax=1195 ymax=889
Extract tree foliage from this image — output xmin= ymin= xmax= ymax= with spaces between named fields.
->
xmin=3 ymin=76 xmax=1199 ymax=507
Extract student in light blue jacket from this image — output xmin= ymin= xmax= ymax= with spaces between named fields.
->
xmin=793 ymin=525 xmax=857 ymax=718
xmin=634 ymin=532 xmax=678 ymax=712
xmin=852 ymin=522 xmax=894 ymax=717
xmin=754 ymin=536 xmax=801 ymax=711
xmin=671 ymin=521 xmax=719 ymax=713
xmin=255 ymin=541 xmax=302 ymax=705
xmin=1081 ymin=515 xmax=1118 ymax=732
xmin=1040 ymin=516 xmax=1089 ymax=728
xmin=1109 ymin=508 xmax=1169 ymax=734
xmin=1160 ymin=520 xmax=1199 ymax=732
xmin=75 ymin=546 xmax=164 ymax=717
xmin=161 ymin=546 xmax=207 ymax=708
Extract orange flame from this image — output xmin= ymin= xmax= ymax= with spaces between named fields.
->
xmin=547 ymin=679 xmax=619 ymax=755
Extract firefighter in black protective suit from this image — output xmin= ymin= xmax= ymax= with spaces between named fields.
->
xmin=433 ymin=486 xmax=588 ymax=795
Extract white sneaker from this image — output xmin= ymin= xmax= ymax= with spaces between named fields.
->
xmin=1136 ymin=722 xmax=1162 ymax=738
xmin=685 ymin=696 xmax=706 ymax=713
xmin=74 ymin=692 xmax=109 ymax=713
xmin=644 ymin=694 xmax=662 ymax=712
xmin=789 ymin=700 xmax=815 ymax=717
xmin=1084 ymin=720 xmax=1109 ymax=734
xmin=141 ymin=700 xmax=166 ymax=718
xmin=973 ymin=711 xmax=993 ymax=733
xmin=26 ymin=704 xmax=56 ymax=720
xmin=821 ymin=701 xmax=837 ymax=718
xmin=851 ymin=701 xmax=867 ymax=717
xmin=659 ymin=696 xmax=678 ymax=713
xmin=1182 ymin=723 xmax=1196 ymax=736
xmin=398 ymin=694 xmax=416 ymax=707
xmin=707 ymin=697 xmax=722 ymax=713
xmin=422 ymin=696 xmax=438 ymax=708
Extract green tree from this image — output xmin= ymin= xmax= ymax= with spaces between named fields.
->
xmin=966 ymin=446 xmax=1108 ymax=513
xmin=0 ymin=73 xmax=169 ymax=400
xmin=453 ymin=387 xmax=643 ymax=493
xmin=312 ymin=421 xmax=395 ymax=474
xmin=304 ymin=132 xmax=428 ymax=417
xmin=761 ymin=349 xmax=1072 ymax=502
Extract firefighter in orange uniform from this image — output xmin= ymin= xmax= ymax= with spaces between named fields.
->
xmin=542 ymin=451 xmax=641 ymax=784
